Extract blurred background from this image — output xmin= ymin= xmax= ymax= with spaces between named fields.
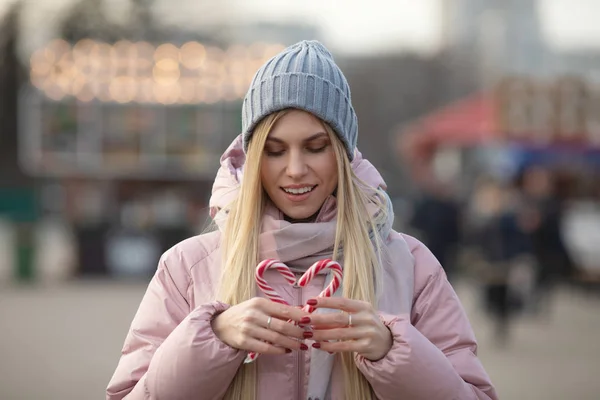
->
xmin=1 ymin=0 xmax=600 ymax=399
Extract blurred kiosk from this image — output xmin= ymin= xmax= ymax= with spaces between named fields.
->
xmin=397 ymin=75 xmax=600 ymax=284
xmin=18 ymin=39 xmax=285 ymax=281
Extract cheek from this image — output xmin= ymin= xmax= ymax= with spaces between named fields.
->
xmin=317 ymin=157 xmax=338 ymax=188
xmin=327 ymin=171 xmax=339 ymax=190
xmin=260 ymin=159 xmax=281 ymax=190
xmin=260 ymin=162 xmax=271 ymax=188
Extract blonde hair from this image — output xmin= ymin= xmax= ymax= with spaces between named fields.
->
xmin=218 ymin=110 xmax=386 ymax=400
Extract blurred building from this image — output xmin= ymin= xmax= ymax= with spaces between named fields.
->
xmin=214 ymin=22 xmax=321 ymax=48
xmin=443 ymin=0 xmax=600 ymax=83
xmin=17 ymin=36 xmax=292 ymax=279
xmin=443 ymin=0 xmax=549 ymax=84
xmin=340 ymin=51 xmax=477 ymax=198
xmin=0 ymin=0 xmax=303 ymax=281
xmin=552 ymin=50 xmax=600 ymax=82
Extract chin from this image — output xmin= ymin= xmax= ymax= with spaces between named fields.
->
xmin=280 ymin=206 xmax=320 ymax=221
xmin=283 ymin=210 xmax=314 ymax=220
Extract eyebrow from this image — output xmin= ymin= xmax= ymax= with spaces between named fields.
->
xmin=266 ymin=132 xmax=328 ymax=143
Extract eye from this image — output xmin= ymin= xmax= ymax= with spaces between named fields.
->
xmin=307 ymin=142 xmax=329 ymax=153
xmin=265 ymin=149 xmax=284 ymax=157
xmin=307 ymin=146 xmax=327 ymax=154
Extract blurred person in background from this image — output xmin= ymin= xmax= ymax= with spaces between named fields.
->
xmin=520 ymin=166 xmax=573 ymax=315
xmin=410 ymin=177 xmax=461 ymax=282
xmin=106 ymin=41 xmax=496 ymax=400
xmin=466 ymin=177 xmax=534 ymax=346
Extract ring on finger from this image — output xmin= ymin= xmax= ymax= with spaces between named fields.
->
xmin=267 ymin=316 xmax=272 ymax=330
xmin=348 ymin=313 xmax=353 ymax=328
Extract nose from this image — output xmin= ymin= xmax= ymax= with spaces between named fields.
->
xmin=285 ymin=150 xmax=308 ymax=179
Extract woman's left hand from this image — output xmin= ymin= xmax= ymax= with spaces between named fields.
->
xmin=305 ymin=297 xmax=393 ymax=361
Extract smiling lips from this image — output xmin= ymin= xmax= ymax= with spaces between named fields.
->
xmin=281 ymin=185 xmax=317 ymax=201
xmin=282 ymin=185 xmax=316 ymax=195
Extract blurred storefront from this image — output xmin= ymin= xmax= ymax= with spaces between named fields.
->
xmin=397 ymin=75 xmax=600 ymax=283
xmin=13 ymin=38 xmax=285 ymax=281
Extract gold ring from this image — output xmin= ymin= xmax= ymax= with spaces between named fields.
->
xmin=348 ymin=313 xmax=352 ymax=327
xmin=267 ymin=316 xmax=272 ymax=330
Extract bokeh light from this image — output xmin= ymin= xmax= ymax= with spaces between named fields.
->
xmin=29 ymin=39 xmax=284 ymax=104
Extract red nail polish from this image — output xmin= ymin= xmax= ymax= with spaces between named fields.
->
xmin=312 ymin=342 xmax=321 ymax=349
xmin=285 ymin=348 xmax=292 ymax=354
xmin=300 ymin=343 xmax=308 ymax=351
xmin=300 ymin=317 xmax=311 ymax=324
xmin=303 ymin=331 xmax=313 ymax=339
xmin=306 ymin=299 xmax=318 ymax=306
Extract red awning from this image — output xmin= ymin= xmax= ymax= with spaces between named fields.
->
xmin=395 ymin=92 xmax=503 ymax=182
xmin=397 ymin=92 xmax=501 ymax=161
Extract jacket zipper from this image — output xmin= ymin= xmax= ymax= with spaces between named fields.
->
xmin=295 ymin=277 xmax=304 ymax=400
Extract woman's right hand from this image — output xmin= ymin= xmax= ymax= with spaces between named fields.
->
xmin=211 ymin=297 xmax=310 ymax=354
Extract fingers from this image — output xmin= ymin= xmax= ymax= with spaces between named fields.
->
xmin=310 ymin=327 xmax=368 ymax=342
xmin=234 ymin=298 xmax=313 ymax=357
xmin=308 ymin=310 xmax=371 ymax=329
xmin=306 ymin=297 xmax=372 ymax=313
xmin=240 ymin=297 xmax=383 ymax=359
xmin=314 ymin=337 xmax=369 ymax=354
xmin=240 ymin=337 xmax=290 ymax=355
xmin=252 ymin=298 xmax=310 ymax=323
xmin=314 ymin=336 xmax=391 ymax=361
xmin=252 ymin=326 xmax=305 ymax=351
xmin=247 ymin=299 xmax=306 ymax=339
xmin=262 ymin=316 xmax=306 ymax=340
xmin=307 ymin=311 xmax=349 ymax=328
xmin=239 ymin=316 xmax=305 ymax=352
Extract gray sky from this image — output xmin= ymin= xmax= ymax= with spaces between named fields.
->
xmin=3 ymin=0 xmax=600 ymax=56
xmin=230 ymin=0 xmax=443 ymax=55
xmin=230 ymin=0 xmax=600 ymax=54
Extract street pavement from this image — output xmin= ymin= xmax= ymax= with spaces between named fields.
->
xmin=1 ymin=279 xmax=599 ymax=400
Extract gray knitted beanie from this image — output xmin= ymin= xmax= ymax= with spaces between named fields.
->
xmin=241 ymin=40 xmax=358 ymax=160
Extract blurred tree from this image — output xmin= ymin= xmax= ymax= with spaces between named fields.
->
xmin=0 ymin=1 xmax=39 ymax=283
xmin=0 ymin=1 xmax=28 ymax=186
xmin=129 ymin=0 xmax=157 ymax=41
xmin=60 ymin=0 xmax=121 ymax=42
xmin=60 ymin=0 xmax=159 ymax=42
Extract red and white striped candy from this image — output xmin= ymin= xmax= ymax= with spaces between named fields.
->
xmin=245 ymin=259 xmax=344 ymax=364
xmin=255 ymin=259 xmax=297 ymax=305
xmin=297 ymin=259 xmax=343 ymax=353
xmin=297 ymin=259 xmax=343 ymax=313
xmin=245 ymin=259 xmax=296 ymax=364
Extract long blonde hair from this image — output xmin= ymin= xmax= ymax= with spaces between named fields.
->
xmin=218 ymin=110 xmax=386 ymax=400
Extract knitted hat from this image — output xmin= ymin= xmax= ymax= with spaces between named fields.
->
xmin=241 ymin=40 xmax=358 ymax=160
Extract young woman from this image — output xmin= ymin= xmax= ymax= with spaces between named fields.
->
xmin=107 ymin=40 xmax=497 ymax=400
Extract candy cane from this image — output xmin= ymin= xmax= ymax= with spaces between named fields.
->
xmin=297 ymin=259 xmax=343 ymax=353
xmin=245 ymin=259 xmax=343 ymax=364
xmin=255 ymin=259 xmax=297 ymax=305
xmin=245 ymin=259 xmax=296 ymax=364
xmin=297 ymin=259 xmax=343 ymax=313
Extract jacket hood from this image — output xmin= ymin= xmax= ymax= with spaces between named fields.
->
xmin=209 ymin=134 xmax=392 ymax=267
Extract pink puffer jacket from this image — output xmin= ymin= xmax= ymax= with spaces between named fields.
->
xmin=106 ymin=136 xmax=497 ymax=400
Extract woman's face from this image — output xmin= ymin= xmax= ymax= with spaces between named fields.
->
xmin=260 ymin=110 xmax=338 ymax=221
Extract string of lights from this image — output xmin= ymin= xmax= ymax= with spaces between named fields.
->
xmin=29 ymin=39 xmax=286 ymax=105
